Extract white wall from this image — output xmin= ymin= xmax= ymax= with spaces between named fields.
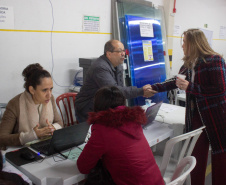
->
xmin=0 ymin=0 xmax=111 ymax=103
xmin=168 ymin=0 xmax=226 ymax=75
xmin=0 ymin=0 xmax=226 ymax=103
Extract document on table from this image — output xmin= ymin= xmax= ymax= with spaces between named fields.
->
xmin=160 ymin=103 xmax=178 ymax=113
xmin=63 ymin=144 xmax=85 ymax=161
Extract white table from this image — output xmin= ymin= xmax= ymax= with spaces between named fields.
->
xmin=143 ymin=121 xmax=173 ymax=147
xmin=143 ymin=103 xmax=185 ymax=126
xmin=6 ymin=121 xmax=173 ymax=185
xmin=143 ymin=103 xmax=186 ymax=158
xmin=18 ymin=156 xmax=85 ymax=185
xmin=157 ymin=103 xmax=185 ymax=142
xmin=157 ymin=103 xmax=186 ymax=159
xmin=5 ymin=103 xmax=185 ymax=185
xmin=5 ymin=122 xmax=173 ymax=185
xmin=5 ymin=146 xmax=85 ymax=185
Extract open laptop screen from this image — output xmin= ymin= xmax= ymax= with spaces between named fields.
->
xmin=30 ymin=122 xmax=90 ymax=156
xmin=142 ymin=101 xmax=162 ymax=129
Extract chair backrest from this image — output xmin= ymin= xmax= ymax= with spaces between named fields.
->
xmin=160 ymin=126 xmax=205 ymax=177
xmin=56 ymin=92 xmax=77 ymax=127
xmin=166 ymin=156 xmax=196 ymax=185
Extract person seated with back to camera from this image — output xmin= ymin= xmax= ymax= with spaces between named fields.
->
xmin=0 ymin=63 xmax=63 ymax=149
xmin=77 ymin=86 xmax=164 ymax=185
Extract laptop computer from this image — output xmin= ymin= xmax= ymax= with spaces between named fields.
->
xmin=142 ymin=101 xmax=163 ymax=129
xmin=30 ymin=122 xmax=90 ymax=156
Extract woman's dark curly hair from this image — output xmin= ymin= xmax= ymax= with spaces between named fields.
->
xmin=22 ymin=63 xmax=51 ymax=92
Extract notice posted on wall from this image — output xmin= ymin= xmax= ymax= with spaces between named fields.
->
xmin=140 ymin=21 xmax=154 ymax=37
xmin=83 ymin=15 xmax=100 ymax=32
xmin=219 ymin=26 xmax=226 ymax=39
xmin=142 ymin=40 xmax=154 ymax=62
xmin=199 ymin=28 xmax=213 ymax=47
xmin=0 ymin=6 xmax=14 ymax=29
xmin=173 ymin=25 xmax=181 ymax=36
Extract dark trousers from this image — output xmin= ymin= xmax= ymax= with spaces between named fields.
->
xmin=75 ymin=105 xmax=91 ymax=123
xmin=191 ymin=111 xmax=226 ymax=185
xmin=212 ymin=152 xmax=226 ymax=185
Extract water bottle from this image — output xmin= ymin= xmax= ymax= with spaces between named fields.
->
xmin=145 ymin=99 xmax=152 ymax=106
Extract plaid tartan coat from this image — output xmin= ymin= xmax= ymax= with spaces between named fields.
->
xmin=152 ymin=55 xmax=226 ymax=154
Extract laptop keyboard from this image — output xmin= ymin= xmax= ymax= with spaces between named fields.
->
xmin=30 ymin=139 xmax=51 ymax=155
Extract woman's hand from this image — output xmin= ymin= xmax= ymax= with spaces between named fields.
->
xmin=33 ymin=119 xmax=55 ymax=138
xmin=143 ymin=84 xmax=158 ymax=98
xmin=176 ymin=77 xmax=189 ymax=90
xmin=46 ymin=119 xmax=56 ymax=134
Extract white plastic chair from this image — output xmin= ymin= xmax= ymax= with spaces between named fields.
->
xmin=155 ymin=126 xmax=205 ymax=184
xmin=166 ymin=156 xmax=196 ymax=185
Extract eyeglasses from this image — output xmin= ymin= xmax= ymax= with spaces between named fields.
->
xmin=111 ymin=49 xmax=126 ymax=53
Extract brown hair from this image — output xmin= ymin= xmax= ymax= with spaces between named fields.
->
xmin=22 ymin=63 xmax=51 ymax=92
xmin=181 ymin=29 xmax=221 ymax=68
xmin=94 ymin=86 xmax=126 ymax=112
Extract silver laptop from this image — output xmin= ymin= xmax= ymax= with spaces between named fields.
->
xmin=142 ymin=101 xmax=163 ymax=129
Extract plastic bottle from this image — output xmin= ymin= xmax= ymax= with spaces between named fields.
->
xmin=145 ymin=99 xmax=152 ymax=106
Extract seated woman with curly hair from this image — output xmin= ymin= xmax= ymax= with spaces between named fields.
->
xmin=0 ymin=63 xmax=63 ymax=149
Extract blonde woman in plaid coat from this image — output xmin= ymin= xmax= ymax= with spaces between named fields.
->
xmin=151 ymin=29 xmax=226 ymax=185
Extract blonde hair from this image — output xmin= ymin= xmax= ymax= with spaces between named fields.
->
xmin=181 ymin=29 xmax=221 ymax=68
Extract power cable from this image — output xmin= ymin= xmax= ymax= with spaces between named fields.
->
xmin=48 ymin=0 xmax=72 ymax=88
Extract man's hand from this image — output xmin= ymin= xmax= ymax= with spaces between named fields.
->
xmin=143 ymin=85 xmax=158 ymax=98
xmin=143 ymin=84 xmax=152 ymax=91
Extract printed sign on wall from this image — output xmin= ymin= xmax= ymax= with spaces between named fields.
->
xmin=83 ymin=15 xmax=100 ymax=32
xmin=0 ymin=6 xmax=14 ymax=29
xmin=219 ymin=26 xmax=226 ymax=39
xmin=142 ymin=40 xmax=154 ymax=62
xmin=140 ymin=21 xmax=154 ymax=37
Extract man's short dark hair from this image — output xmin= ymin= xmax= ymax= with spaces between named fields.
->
xmin=104 ymin=40 xmax=116 ymax=55
xmin=94 ymin=86 xmax=126 ymax=112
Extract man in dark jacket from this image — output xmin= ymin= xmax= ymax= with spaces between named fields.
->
xmin=75 ymin=39 xmax=156 ymax=122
